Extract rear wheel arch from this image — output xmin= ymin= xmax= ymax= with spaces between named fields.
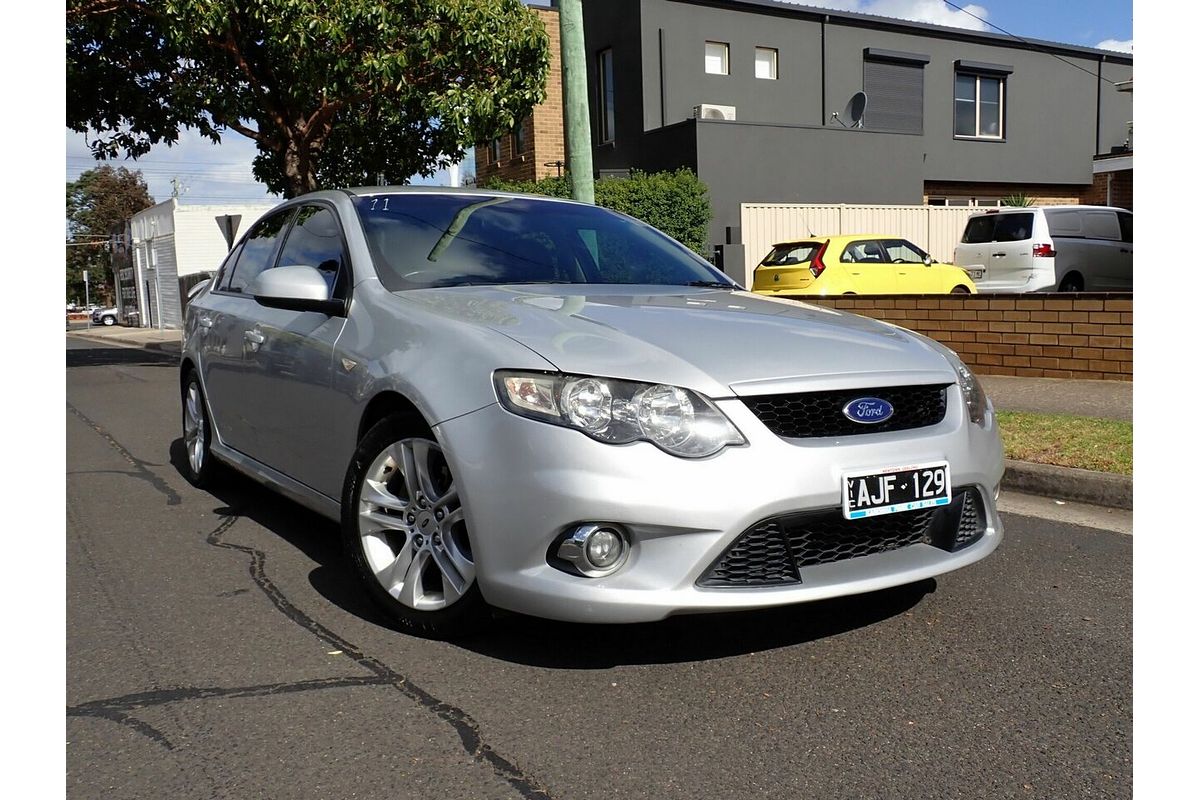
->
xmin=1059 ymin=271 xmax=1084 ymax=292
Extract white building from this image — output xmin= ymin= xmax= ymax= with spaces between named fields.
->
xmin=119 ymin=199 xmax=279 ymax=329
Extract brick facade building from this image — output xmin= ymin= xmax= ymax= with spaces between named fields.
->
xmin=473 ymin=5 xmax=566 ymax=184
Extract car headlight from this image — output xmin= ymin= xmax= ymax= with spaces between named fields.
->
xmin=947 ymin=355 xmax=988 ymax=426
xmin=494 ymin=370 xmax=746 ymax=458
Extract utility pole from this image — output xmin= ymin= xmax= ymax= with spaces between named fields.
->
xmin=558 ymin=0 xmax=595 ymax=204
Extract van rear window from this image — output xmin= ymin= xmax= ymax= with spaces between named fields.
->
xmin=962 ymin=216 xmax=996 ymax=244
xmin=993 ymin=213 xmax=1034 ymax=243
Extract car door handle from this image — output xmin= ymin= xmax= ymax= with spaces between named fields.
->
xmin=991 ymin=253 xmax=1006 ymax=258
xmin=1119 ymin=248 xmax=1132 ymax=254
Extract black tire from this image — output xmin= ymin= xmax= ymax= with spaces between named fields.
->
xmin=951 ymin=285 xmax=971 ymax=294
xmin=102 ymin=315 xmax=116 ymax=326
xmin=181 ymin=370 xmax=221 ymax=488
xmin=1058 ymin=273 xmax=1084 ymax=293
xmin=341 ymin=414 xmax=486 ymax=639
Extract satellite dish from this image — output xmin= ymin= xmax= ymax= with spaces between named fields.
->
xmin=831 ymin=92 xmax=868 ymax=128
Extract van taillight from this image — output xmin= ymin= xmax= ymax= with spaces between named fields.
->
xmin=810 ymin=240 xmax=830 ymax=278
xmin=1032 ymin=243 xmax=1055 ymax=257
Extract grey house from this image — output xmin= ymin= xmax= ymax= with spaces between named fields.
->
xmin=579 ymin=0 xmax=1133 ymax=263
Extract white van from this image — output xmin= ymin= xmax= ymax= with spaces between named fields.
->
xmin=953 ymin=206 xmax=1132 ymax=292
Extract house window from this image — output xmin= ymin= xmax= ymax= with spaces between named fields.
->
xmin=955 ymin=72 xmax=1005 ymax=138
xmin=513 ymin=119 xmax=527 ymax=156
xmin=598 ymin=48 xmax=615 ymax=143
xmin=754 ymin=47 xmax=777 ymax=80
xmin=489 ymin=137 xmax=502 ymax=163
xmin=705 ymin=41 xmax=729 ymax=75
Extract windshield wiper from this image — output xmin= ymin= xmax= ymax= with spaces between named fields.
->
xmin=686 ymin=280 xmax=737 ymax=289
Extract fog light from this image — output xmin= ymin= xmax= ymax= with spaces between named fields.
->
xmin=585 ymin=528 xmax=622 ymax=569
xmin=555 ymin=524 xmax=629 ymax=577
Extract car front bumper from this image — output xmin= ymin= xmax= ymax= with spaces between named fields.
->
xmin=436 ymin=387 xmax=1004 ymax=623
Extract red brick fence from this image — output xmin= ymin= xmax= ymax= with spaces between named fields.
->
xmin=805 ymin=294 xmax=1132 ymax=381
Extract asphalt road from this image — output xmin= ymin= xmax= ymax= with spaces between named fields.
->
xmin=66 ymin=337 xmax=1131 ymax=800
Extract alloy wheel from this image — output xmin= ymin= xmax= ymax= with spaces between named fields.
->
xmin=356 ymin=438 xmax=475 ymax=611
xmin=184 ymin=382 xmax=206 ymax=475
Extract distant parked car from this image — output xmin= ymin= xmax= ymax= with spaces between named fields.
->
xmin=179 ymin=188 xmax=1004 ymax=638
xmin=752 ymin=235 xmax=977 ymax=296
xmin=953 ymin=206 xmax=1132 ymax=293
xmin=91 ymin=306 xmax=119 ymax=326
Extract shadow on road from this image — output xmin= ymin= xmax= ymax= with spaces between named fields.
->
xmin=67 ymin=346 xmax=177 ymax=369
xmin=168 ymin=437 xmax=936 ymax=667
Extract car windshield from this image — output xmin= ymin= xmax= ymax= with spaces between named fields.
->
xmin=761 ymin=242 xmax=821 ymax=266
xmin=353 ymin=193 xmax=734 ymax=290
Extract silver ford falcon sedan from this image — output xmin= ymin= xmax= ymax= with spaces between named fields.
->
xmin=180 ymin=188 xmax=1004 ymax=637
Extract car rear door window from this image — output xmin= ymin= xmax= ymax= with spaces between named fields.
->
xmin=841 ymin=240 xmax=888 ymax=263
xmin=276 ymin=205 xmax=351 ymax=298
xmin=993 ymin=213 xmax=1034 ymax=243
xmin=225 ymin=209 xmax=294 ymax=293
xmin=962 ymin=215 xmax=997 ymax=243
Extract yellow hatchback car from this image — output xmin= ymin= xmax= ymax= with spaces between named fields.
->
xmin=751 ymin=235 xmax=977 ymax=296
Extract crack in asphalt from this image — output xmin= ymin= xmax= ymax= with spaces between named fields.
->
xmin=70 ymin=509 xmax=554 ymax=800
xmin=202 ymin=512 xmax=555 ymax=800
xmin=66 ymin=402 xmax=181 ymax=506
xmin=68 ymin=675 xmax=397 ymax=750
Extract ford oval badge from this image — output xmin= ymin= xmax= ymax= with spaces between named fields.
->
xmin=842 ymin=397 xmax=894 ymax=424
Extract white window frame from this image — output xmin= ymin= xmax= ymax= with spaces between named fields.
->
xmin=705 ymin=41 xmax=729 ymax=75
xmin=954 ymin=73 xmax=1005 ymax=140
xmin=754 ymin=47 xmax=778 ymax=80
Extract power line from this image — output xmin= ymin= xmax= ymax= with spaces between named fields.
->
xmin=940 ymin=0 xmax=1125 ymax=85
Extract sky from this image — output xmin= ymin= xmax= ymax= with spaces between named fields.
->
xmin=64 ymin=0 xmax=1133 ymax=207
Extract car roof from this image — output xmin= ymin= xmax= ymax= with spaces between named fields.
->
xmin=769 ymin=234 xmax=901 ymax=247
xmin=966 ymin=204 xmax=1130 ymax=218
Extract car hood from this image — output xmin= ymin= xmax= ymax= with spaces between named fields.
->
xmin=399 ymin=285 xmax=958 ymax=398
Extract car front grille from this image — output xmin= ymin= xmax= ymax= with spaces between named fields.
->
xmin=697 ymin=487 xmax=987 ymax=587
xmin=740 ymin=383 xmax=951 ymax=438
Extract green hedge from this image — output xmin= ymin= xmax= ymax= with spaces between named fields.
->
xmin=481 ymin=168 xmax=713 ymax=255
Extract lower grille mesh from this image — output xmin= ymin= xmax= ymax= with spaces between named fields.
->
xmin=698 ymin=487 xmax=987 ymax=587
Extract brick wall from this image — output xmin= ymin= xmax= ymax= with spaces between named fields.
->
xmin=474 ymin=7 xmax=565 ymax=184
xmin=1081 ymin=169 xmax=1133 ymax=211
xmin=923 ymin=181 xmax=1086 ymax=206
xmin=806 ymin=294 xmax=1132 ymax=381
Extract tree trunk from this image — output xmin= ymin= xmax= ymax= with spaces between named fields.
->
xmin=281 ymin=138 xmax=319 ymax=198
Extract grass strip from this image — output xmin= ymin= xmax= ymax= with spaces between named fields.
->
xmin=995 ymin=411 xmax=1132 ymax=476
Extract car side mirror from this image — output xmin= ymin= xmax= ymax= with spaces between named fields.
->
xmin=923 ymin=255 xmax=933 ymax=267
xmin=250 ymin=265 xmax=345 ymax=316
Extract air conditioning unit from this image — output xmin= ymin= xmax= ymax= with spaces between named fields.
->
xmin=693 ymin=103 xmax=736 ymax=121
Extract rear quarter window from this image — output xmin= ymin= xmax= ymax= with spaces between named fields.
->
xmin=1047 ymin=210 xmax=1083 ymax=237
xmin=1082 ymin=211 xmax=1121 ymax=241
xmin=962 ymin=216 xmax=997 ymax=244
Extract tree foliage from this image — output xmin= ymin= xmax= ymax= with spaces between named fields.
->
xmin=67 ymin=0 xmax=550 ymax=197
xmin=66 ymin=166 xmax=155 ymax=303
xmin=484 ymin=169 xmax=714 ymax=256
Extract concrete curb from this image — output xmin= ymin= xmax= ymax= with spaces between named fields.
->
xmin=68 ymin=331 xmax=1134 ymax=510
xmin=1001 ymin=459 xmax=1132 ymax=510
